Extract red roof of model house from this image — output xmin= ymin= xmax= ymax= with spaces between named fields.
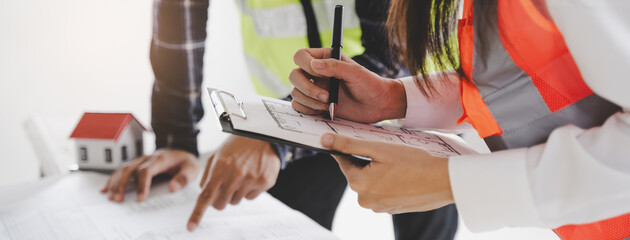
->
xmin=70 ymin=113 xmax=145 ymax=141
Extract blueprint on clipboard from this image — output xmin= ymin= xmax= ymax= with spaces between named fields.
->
xmin=209 ymin=88 xmax=476 ymax=158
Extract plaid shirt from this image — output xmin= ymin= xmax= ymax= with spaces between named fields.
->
xmin=150 ymin=0 xmax=408 ymax=166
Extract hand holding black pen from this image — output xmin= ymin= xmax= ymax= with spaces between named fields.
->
xmin=289 ymin=11 xmax=407 ymax=124
xmin=328 ymin=5 xmax=344 ymax=120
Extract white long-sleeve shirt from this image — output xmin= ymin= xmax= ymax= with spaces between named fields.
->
xmin=400 ymin=0 xmax=630 ymax=232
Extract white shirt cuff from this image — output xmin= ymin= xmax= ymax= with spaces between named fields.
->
xmin=448 ymin=148 xmax=541 ymax=232
xmin=398 ymin=75 xmax=470 ymax=131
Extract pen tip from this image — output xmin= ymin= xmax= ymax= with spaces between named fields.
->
xmin=329 ymin=103 xmax=337 ymax=121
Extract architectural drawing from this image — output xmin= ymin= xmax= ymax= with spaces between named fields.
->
xmin=262 ymin=100 xmax=461 ymax=158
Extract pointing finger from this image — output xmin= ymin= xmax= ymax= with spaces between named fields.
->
xmin=188 ymin=164 xmax=225 ymax=231
xmin=187 ymin=184 xmax=216 ymax=232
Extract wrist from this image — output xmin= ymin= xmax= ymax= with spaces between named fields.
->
xmin=268 ymin=142 xmax=291 ymax=169
xmin=378 ymin=78 xmax=407 ymax=120
xmin=154 ymin=133 xmax=199 ymax=157
xmin=423 ymin=156 xmax=455 ymax=210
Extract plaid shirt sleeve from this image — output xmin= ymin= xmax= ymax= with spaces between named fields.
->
xmin=352 ymin=0 xmax=410 ymax=78
xmin=150 ymin=0 xmax=210 ymax=157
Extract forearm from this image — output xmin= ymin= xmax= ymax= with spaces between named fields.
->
xmin=449 ymin=110 xmax=630 ymax=231
xmin=152 ymin=90 xmax=202 ymax=156
xmin=150 ymin=0 xmax=210 ymax=157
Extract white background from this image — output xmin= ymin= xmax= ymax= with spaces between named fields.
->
xmin=0 ymin=0 xmax=557 ymax=239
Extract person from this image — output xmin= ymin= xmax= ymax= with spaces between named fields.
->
xmin=288 ymin=0 xmax=630 ymax=238
xmin=101 ymin=0 xmax=460 ymax=239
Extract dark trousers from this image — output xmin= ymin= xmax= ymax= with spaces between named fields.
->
xmin=268 ymin=153 xmax=458 ymax=240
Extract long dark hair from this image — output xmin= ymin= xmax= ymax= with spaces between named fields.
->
xmin=387 ymin=0 xmax=464 ymax=98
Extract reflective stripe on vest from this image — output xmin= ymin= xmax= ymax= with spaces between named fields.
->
xmin=458 ymin=0 xmax=620 ymax=148
xmin=457 ymin=0 xmax=628 ymax=238
xmin=235 ymin=0 xmax=364 ymax=98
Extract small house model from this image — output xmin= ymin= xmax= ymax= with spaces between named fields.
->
xmin=70 ymin=113 xmax=146 ymax=170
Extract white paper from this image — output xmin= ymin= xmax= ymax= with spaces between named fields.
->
xmin=220 ymin=90 xmax=476 ymax=158
xmin=0 ymin=172 xmax=338 ymax=240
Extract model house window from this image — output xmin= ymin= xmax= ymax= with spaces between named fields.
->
xmin=121 ymin=146 xmax=128 ymax=161
xmin=105 ymin=148 xmax=112 ymax=163
xmin=80 ymin=147 xmax=88 ymax=161
xmin=135 ymin=140 xmax=143 ymax=157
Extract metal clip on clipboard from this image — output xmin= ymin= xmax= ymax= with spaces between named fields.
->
xmin=206 ymin=87 xmax=372 ymax=167
xmin=208 ymin=88 xmax=247 ymax=121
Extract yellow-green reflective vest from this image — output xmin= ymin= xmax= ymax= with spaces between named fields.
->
xmin=236 ymin=0 xmax=364 ymax=98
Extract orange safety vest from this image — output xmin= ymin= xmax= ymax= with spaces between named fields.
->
xmin=457 ymin=0 xmax=630 ymax=239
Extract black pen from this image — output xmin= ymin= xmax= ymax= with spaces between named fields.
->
xmin=329 ymin=5 xmax=343 ymax=121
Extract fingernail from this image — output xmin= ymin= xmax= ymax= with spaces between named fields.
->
xmin=137 ymin=192 xmax=145 ymax=202
xmin=187 ymin=222 xmax=198 ymax=232
xmin=322 ymin=134 xmax=334 ymax=148
xmin=311 ymin=59 xmax=324 ymax=70
xmin=318 ymin=93 xmax=328 ymax=102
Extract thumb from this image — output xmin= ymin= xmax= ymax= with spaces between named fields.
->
xmin=169 ymin=165 xmax=196 ymax=192
xmin=321 ymin=133 xmax=379 ymax=181
xmin=321 ymin=133 xmax=381 ymax=157
xmin=169 ymin=174 xmax=187 ymax=192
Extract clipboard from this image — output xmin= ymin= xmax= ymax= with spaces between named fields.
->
xmin=208 ymin=88 xmax=372 ymax=166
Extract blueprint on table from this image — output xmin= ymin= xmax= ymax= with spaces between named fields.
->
xmin=0 ymin=172 xmax=338 ymax=240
